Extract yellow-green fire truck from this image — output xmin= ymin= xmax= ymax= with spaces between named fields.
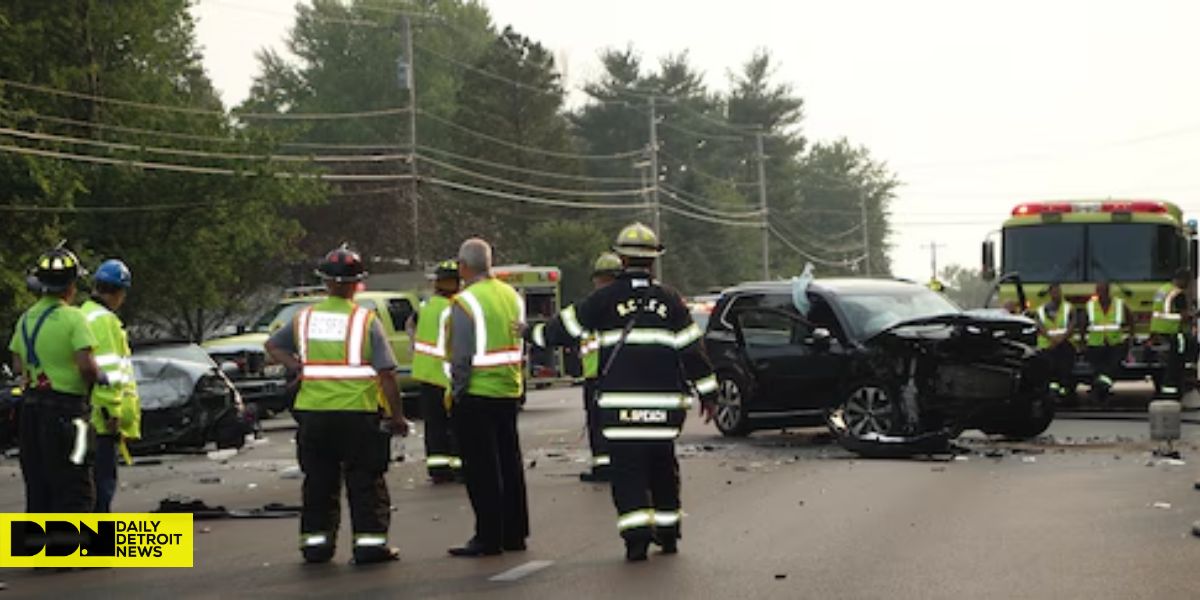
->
xmin=493 ymin=265 xmax=572 ymax=387
xmin=982 ymin=199 xmax=1198 ymax=387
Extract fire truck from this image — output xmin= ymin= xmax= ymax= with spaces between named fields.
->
xmin=981 ymin=199 xmax=1198 ymax=389
xmin=493 ymin=265 xmax=573 ymax=387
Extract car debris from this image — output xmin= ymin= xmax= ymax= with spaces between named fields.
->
xmin=1192 ymin=522 xmax=1200 ymax=538
xmin=1021 ymin=456 xmax=1037 ymax=464
xmin=152 ymin=497 xmax=300 ymax=519
xmin=280 ymin=466 xmax=303 ymax=479
xmin=198 ymin=476 xmax=222 ymax=484
xmin=1151 ymin=501 xmax=1172 ymax=510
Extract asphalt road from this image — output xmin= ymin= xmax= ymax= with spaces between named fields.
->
xmin=2 ymin=384 xmax=1200 ymax=599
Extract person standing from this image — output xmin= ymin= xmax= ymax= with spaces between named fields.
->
xmin=577 ymin=252 xmax=622 ymax=483
xmin=265 ymin=245 xmax=410 ymax=565
xmin=81 ymin=259 xmax=141 ymax=512
xmin=446 ymin=238 xmax=529 ymax=557
xmin=410 ymin=259 xmax=462 ymax=484
xmin=524 ymin=223 xmax=718 ymax=561
xmin=1035 ymin=282 xmax=1077 ymax=403
xmin=1082 ymin=281 xmax=1132 ymax=405
xmin=8 ymin=244 xmax=103 ymax=512
xmin=1150 ymin=268 xmax=1193 ymax=400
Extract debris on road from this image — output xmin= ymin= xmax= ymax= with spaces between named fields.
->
xmin=199 ymin=526 xmax=212 ymax=534
xmin=1193 ymin=522 xmax=1200 ymax=538
xmin=247 ymin=483 xmax=258 ymax=490
xmin=207 ymin=449 xmax=238 ymax=462
xmin=197 ymin=476 xmax=222 ymax=484
xmin=931 ymin=466 xmax=947 ymax=472
xmin=1151 ymin=502 xmax=1172 ymax=510
xmin=1021 ymin=457 xmax=1037 ymax=464
xmin=774 ymin=574 xmax=788 ymax=580
xmin=954 ymin=455 xmax=969 ymax=462
xmin=280 ymin=466 xmax=302 ymax=479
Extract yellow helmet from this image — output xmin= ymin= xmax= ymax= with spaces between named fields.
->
xmin=613 ymin=222 xmax=664 ymax=258
xmin=592 ymin=252 xmax=622 ymax=276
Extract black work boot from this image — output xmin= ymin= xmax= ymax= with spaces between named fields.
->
xmin=301 ymin=546 xmax=336 ymax=565
xmin=352 ymin=546 xmax=400 ymax=565
xmin=624 ymin=538 xmax=650 ymax=562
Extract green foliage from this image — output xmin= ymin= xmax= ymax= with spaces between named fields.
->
xmin=519 ymin=220 xmax=610 ymax=303
xmin=939 ymin=264 xmax=994 ymax=309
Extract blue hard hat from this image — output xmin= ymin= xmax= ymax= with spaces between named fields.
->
xmin=94 ymin=259 xmax=132 ymax=288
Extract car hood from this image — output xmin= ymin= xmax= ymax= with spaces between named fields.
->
xmin=203 ymin=333 xmax=269 ymax=353
xmin=133 ymin=357 xmax=213 ymax=411
xmin=870 ymin=311 xmax=1036 ymax=341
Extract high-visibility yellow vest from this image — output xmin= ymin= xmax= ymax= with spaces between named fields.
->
xmin=1085 ymin=298 xmax=1127 ymax=347
xmin=81 ymin=300 xmax=140 ymax=439
xmin=412 ymin=295 xmax=452 ymax=388
xmin=452 ymin=278 xmax=524 ymax=399
xmin=1151 ymin=283 xmax=1183 ymax=335
xmin=293 ymin=297 xmax=382 ymax=412
xmin=1036 ymin=301 xmax=1073 ymax=349
xmin=581 ymin=332 xmax=600 ymax=380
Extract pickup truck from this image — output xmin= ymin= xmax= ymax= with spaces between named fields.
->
xmin=203 ymin=289 xmax=422 ymax=416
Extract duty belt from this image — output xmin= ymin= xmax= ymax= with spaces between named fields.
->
xmin=22 ymin=388 xmax=88 ymax=409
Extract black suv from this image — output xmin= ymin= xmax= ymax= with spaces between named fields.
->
xmin=703 ymin=279 xmax=1053 ymax=451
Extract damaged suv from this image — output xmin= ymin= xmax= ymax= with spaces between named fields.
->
xmin=704 ymin=279 xmax=1053 ymax=455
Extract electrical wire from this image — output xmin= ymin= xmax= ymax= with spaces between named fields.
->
xmin=417 ymin=145 xmax=643 ymax=184
xmin=658 ymin=186 xmax=763 ymax=220
xmin=0 ymin=143 xmax=414 ymax=181
xmin=0 ymin=201 xmax=223 ymax=213
xmin=769 ymin=224 xmax=865 ymax=267
xmin=658 ymin=203 xmax=762 ymax=227
xmin=416 ymin=109 xmax=643 ymax=160
xmin=426 ymin=177 xmax=650 ymax=210
xmin=416 ymin=154 xmax=648 ymax=197
xmin=414 ymin=42 xmax=562 ymax=97
xmin=657 ymin=148 xmax=758 ymax=187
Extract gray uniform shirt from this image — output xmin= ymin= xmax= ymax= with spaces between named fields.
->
xmin=449 ymin=302 xmax=474 ymax=401
xmin=268 ymin=311 xmax=398 ymax=372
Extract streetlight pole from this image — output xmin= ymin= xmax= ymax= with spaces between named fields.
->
xmin=401 ymin=15 xmax=420 ymax=267
xmin=755 ymin=131 xmax=769 ymax=280
xmin=860 ymin=193 xmax=871 ymax=276
xmin=648 ymin=94 xmax=662 ymax=281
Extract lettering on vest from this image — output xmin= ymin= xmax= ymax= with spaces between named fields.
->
xmin=619 ymin=409 xmax=669 ymax=423
xmin=306 ymin=312 xmax=351 ymax=341
xmin=616 ymin=298 xmax=668 ymax=319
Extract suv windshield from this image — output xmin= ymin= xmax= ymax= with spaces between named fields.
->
xmin=252 ymin=301 xmax=317 ymax=333
xmin=836 ymin=288 xmax=960 ymax=340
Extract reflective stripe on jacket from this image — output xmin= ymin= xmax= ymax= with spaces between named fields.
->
xmin=452 ymin=278 xmax=525 ymax=399
xmin=1086 ymin=298 xmax=1127 ymax=347
xmin=412 ymin=295 xmax=452 ymax=387
xmin=82 ymin=300 xmax=140 ymax=439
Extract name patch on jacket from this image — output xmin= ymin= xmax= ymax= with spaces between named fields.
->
xmin=619 ymin=409 xmax=669 ymax=423
xmin=616 ymin=298 xmax=669 ymax=318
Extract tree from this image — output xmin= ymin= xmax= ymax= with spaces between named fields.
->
xmin=939 ymin=264 xmax=994 ymax=309
xmin=519 ymin=220 xmax=610 ymax=303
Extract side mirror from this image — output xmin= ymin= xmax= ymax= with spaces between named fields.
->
xmin=981 ymin=240 xmax=996 ymax=282
xmin=807 ymin=327 xmax=833 ymax=350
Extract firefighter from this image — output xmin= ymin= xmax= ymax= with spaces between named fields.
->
xmin=81 ymin=259 xmax=141 ymax=512
xmin=410 ymin=259 xmax=462 ymax=484
xmin=1150 ymin=268 xmax=1193 ymax=400
xmin=264 ymin=245 xmax=410 ymax=565
xmin=7 ymin=244 xmax=104 ymax=512
xmin=446 ymin=238 xmax=529 ymax=557
xmin=1035 ymin=282 xmax=1077 ymax=403
xmin=1082 ymin=281 xmax=1133 ymax=404
xmin=578 ymin=252 xmax=623 ymax=483
xmin=523 ymin=223 xmax=718 ymax=562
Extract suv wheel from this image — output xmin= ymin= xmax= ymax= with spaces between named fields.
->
xmin=715 ymin=372 xmax=752 ymax=437
xmin=829 ymin=381 xmax=898 ymax=438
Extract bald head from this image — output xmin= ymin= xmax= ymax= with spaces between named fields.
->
xmin=458 ymin=238 xmax=493 ymax=281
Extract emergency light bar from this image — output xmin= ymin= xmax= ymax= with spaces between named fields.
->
xmin=1012 ymin=200 xmax=1168 ymax=217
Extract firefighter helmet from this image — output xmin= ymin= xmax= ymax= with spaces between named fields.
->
xmin=29 ymin=243 xmax=86 ymax=293
xmin=433 ymin=259 xmax=459 ymax=281
xmin=592 ymin=252 xmax=622 ymax=277
xmin=612 ymin=222 xmax=664 ymax=258
xmin=316 ymin=244 xmax=368 ymax=282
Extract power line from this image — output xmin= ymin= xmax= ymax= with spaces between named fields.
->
xmin=417 ymin=145 xmax=642 ymax=184
xmin=0 ymin=201 xmax=222 ymax=213
xmin=416 ymin=109 xmax=643 ymax=160
xmin=0 ymin=143 xmax=414 ymax=181
xmin=416 ymin=154 xmax=647 ymax=197
xmin=427 ymin=176 xmax=650 ymax=211
xmin=769 ymin=224 xmax=865 ymax=267
xmin=413 ymin=41 xmax=562 ymax=97
xmin=658 ymin=148 xmax=758 ymax=187
xmin=659 ymin=203 xmax=761 ymax=227
xmin=658 ymin=186 xmax=763 ymax=220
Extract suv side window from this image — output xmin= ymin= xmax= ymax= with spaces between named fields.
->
xmin=739 ymin=310 xmax=797 ymax=347
xmin=387 ymin=298 xmax=414 ymax=331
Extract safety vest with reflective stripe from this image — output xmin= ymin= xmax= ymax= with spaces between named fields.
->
xmin=293 ymin=297 xmax=381 ymax=412
xmin=412 ymin=295 xmax=453 ymax=388
xmin=1151 ymin=283 xmax=1183 ymax=335
xmin=1086 ymin=298 xmax=1127 ymax=347
xmin=453 ymin=278 xmax=524 ymax=399
xmin=581 ymin=332 xmax=600 ymax=379
xmin=81 ymin=300 xmax=140 ymax=439
xmin=1036 ymin=301 xmax=1073 ymax=349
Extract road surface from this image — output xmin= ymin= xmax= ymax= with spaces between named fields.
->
xmin=1 ymin=384 xmax=1199 ymax=599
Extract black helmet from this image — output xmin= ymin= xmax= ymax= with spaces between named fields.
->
xmin=433 ymin=259 xmax=459 ymax=281
xmin=30 ymin=242 xmax=86 ymax=293
xmin=316 ymin=244 xmax=367 ymax=283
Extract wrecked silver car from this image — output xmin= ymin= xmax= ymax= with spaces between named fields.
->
xmin=703 ymin=278 xmax=1053 ymax=456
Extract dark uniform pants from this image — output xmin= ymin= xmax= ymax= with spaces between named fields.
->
xmin=94 ymin=434 xmax=119 ymax=512
xmin=453 ymin=395 xmax=529 ymax=550
xmin=420 ymin=383 xmax=460 ymax=479
xmin=18 ymin=392 xmax=95 ymax=513
xmin=1040 ymin=344 xmax=1075 ymax=400
xmin=296 ymin=411 xmax=392 ymax=561
xmin=582 ymin=380 xmax=610 ymax=474
xmin=610 ymin=441 xmax=681 ymax=543
xmin=1160 ymin=333 xmax=1189 ymax=400
xmin=1086 ymin=345 xmax=1124 ymax=402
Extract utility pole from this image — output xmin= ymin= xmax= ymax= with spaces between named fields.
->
xmin=860 ymin=193 xmax=871 ymax=276
xmin=401 ymin=15 xmax=420 ymax=267
xmin=648 ymin=94 xmax=662 ymax=281
xmin=922 ymin=241 xmax=947 ymax=281
xmin=755 ymin=131 xmax=769 ymax=280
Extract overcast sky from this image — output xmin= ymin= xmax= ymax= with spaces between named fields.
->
xmin=191 ymin=0 xmax=1200 ymax=283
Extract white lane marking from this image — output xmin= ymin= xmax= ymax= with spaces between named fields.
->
xmin=489 ymin=560 xmax=554 ymax=582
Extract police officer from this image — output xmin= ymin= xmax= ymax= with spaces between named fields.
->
xmin=410 ymin=259 xmax=462 ymax=484
xmin=578 ymin=252 xmax=622 ymax=483
xmin=1150 ymin=268 xmax=1193 ymax=400
xmin=7 ymin=244 xmax=104 ymax=512
xmin=1035 ymin=283 xmax=1077 ymax=403
xmin=525 ymin=223 xmax=718 ymax=562
xmin=446 ymin=238 xmax=529 ymax=557
xmin=264 ymin=245 xmax=410 ymax=565
xmin=81 ymin=259 xmax=141 ymax=512
xmin=1082 ymin=281 xmax=1132 ymax=404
